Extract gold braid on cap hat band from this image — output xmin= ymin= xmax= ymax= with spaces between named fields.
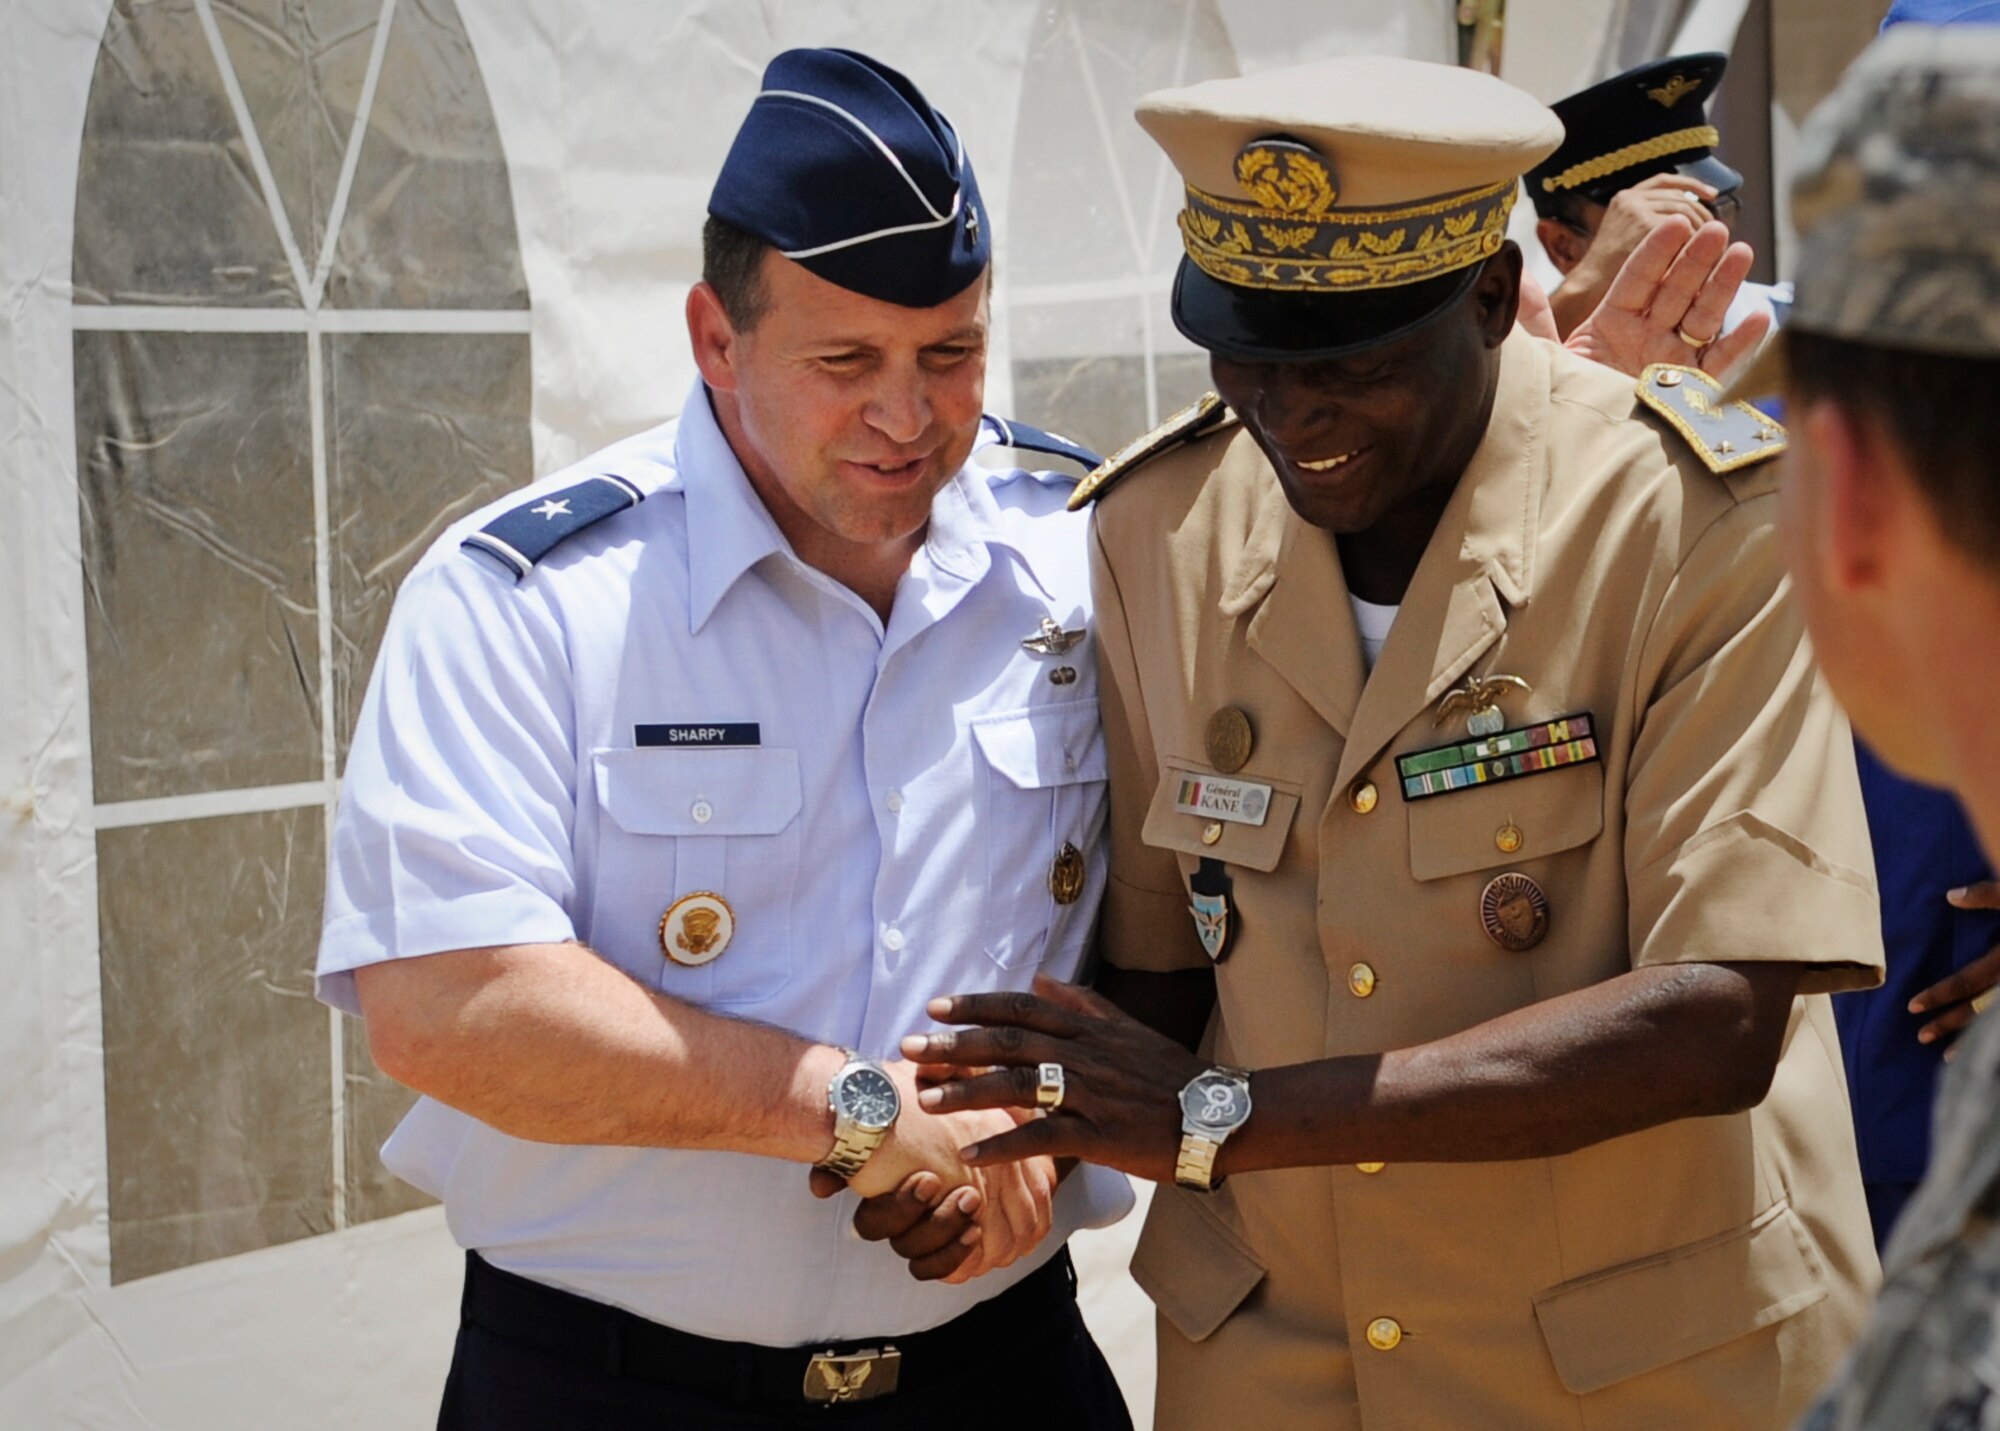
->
xmin=1179 ymin=175 xmax=1518 ymax=293
xmin=1539 ymin=125 xmax=1721 ymax=193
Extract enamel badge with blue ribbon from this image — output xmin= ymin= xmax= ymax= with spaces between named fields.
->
xmin=1189 ymin=857 xmax=1234 ymax=963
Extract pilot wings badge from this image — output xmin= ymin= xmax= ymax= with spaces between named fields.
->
xmin=1021 ymin=616 xmax=1085 ymax=656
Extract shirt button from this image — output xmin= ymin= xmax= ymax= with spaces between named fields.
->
xmin=885 ymin=789 xmax=905 ymax=814
xmin=1064 ymin=752 xmax=1077 ymax=772
xmin=882 ymin=925 xmax=906 ymax=952
xmin=1349 ymin=781 xmax=1379 ymax=815
xmin=691 ymin=798 xmax=714 ymax=824
xmin=1356 ymin=1161 xmax=1386 ymax=1174
xmin=1495 ymin=823 xmax=1523 ymax=854
xmin=1347 ymin=963 xmax=1377 ymax=998
xmin=1366 ymin=1317 xmax=1403 ymax=1351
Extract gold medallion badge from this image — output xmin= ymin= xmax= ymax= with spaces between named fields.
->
xmin=1434 ymin=672 xmax=1532 ymax=736
xmin=1479 ymin=873 xmax=1549 ymax=952
xmin=1205 ymin=706 xmax=1255 ymax=774
xmin=660 ymin=891 xmax=736 ymax=967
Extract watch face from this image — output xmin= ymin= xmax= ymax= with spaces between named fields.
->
xmin=838 ymin=1066 xmax=900 ymax=1131
xmin=1181 ymin=1074 xmax=1249 ymax=1130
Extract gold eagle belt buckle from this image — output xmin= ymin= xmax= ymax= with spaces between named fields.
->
xmin=803 ymin=1346 xmax=901 ymax=1404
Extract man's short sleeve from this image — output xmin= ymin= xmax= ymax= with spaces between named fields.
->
xmin=1625 ymin=492 xmax=1884 ymax=995
xmin=316 ymin=553 xmax=581 ymax=1014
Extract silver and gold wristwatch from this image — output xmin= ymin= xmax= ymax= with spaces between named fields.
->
xmin=1174 ymin=1066 xmax=1253 ymax=1192
xmin=818 ymin=1052 xmax=901 ymax=1179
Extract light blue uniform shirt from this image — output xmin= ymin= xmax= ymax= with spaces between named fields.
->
xmin=318 ymin=383 xmax=1132 ymax=1344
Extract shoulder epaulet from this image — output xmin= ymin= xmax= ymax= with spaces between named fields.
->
xmin=1634 ymin=364 xmax=1786 ymax=475
xmin=461 ymin=473 xmax=647 ymax=581
xmin=1067 ymin=392 xmax=1239 ymax=511
xmin=981 ymin=415 xmax=1104 ymax=473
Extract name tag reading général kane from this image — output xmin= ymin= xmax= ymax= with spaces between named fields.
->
xmin=1173 ymin=772 xmax=1273 ymax=827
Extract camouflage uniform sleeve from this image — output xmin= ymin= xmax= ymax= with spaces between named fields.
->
xmin=1797 ymin=1009 xmax=2000 ymax=1429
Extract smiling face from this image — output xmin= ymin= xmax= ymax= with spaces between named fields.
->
xmin=1206 ymin=252 xmax=1518 ymax=536
xmin=689 ymin=249 xmax=989 ymax=573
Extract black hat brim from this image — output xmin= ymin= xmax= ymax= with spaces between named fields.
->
xmin=1170 ymin=257 xmax=1483 ymax=363
xmin=1677 ymin=153 xmax=1743 ymax=196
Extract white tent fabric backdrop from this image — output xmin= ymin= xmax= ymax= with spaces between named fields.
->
xmin=0 ymin=2 xmax=1726 ymax=1425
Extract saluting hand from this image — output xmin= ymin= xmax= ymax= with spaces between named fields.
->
xmin=1563 ymin=216 xmax=1770 ymax=381
xmin=900 ymin=974 xmax=1207 ymax=1185
xmin=1908 ymin=880 xmax=2000 ymax=1058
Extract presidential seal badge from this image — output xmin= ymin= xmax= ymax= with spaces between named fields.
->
xmin=1049 ymin=841 xmax=1087 ymax=906
xmin=1479 ymin=873 xmax=1549 ymax=952
xmin=660 ymin=891 xmax=735 ymax=967
xmin=1435 ymin=673 xmax=1532 ymax=736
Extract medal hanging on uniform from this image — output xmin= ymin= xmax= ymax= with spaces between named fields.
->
xmin=1189 ymin=857 xmax=1234 ymax=963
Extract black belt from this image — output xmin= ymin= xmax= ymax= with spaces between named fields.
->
xmin=462 ymin=1247 xmax=1079 ymax=1407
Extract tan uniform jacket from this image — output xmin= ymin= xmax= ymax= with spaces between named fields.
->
xmin=1092 ymin=334 xmax=1884 ymax=1430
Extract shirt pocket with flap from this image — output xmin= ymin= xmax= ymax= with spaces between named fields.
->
xmin=590 ymin=746 xmax=803 ymax=1008
xmin=1405 ymin=759 xmax=1605 ymax=883
xmin=970 ymin=699 xmax=1107 ymax=970
xmin=1140 ymin=760 xmax=1303 ymax=875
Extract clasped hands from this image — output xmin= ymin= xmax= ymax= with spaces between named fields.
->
xmin=809 ymin=976 xmax=1205 ymax=1283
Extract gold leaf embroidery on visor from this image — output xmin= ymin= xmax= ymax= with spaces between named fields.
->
xmin=1178 ymin=174 xmax=1517 ymax=293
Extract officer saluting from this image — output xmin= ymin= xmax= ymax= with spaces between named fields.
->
xmin=1528 ymin=52 xmax=1780 ymax=347
xmin=318 ymin=48 xmax=1134 ymax=1429
xmin=904 ymin=56 xmax=1882 ymax=1428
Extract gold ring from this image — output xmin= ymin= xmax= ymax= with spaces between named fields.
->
xmin=1973 ymin=988 xmax=1997 ymax=1016
xmin=1675 ymin=326 xmax=1713 ymax=349
xmin=1035 ymin=1062 xmax=1066 ymax=1111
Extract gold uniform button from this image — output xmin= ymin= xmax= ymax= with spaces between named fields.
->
xmin=1495 ymin=823 xmax=1523 ymax=854
xmin=1356 ymin=1161 xmax=1386 ymax=1174
xmin=1349 ymin=781 xmax=1379 ymax=815
xmin=1367 ymin=1317 xmax=1403 ymax=1351
xmin=1347 ymin=962 xmax=1377 ymax=998
xmin=1201 ymin=821 xmax=1224 ymax=846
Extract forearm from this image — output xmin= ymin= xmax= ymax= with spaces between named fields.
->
xmin=357 ymin=942 xmax=841 ymax=1161
xmin=1223 ymin=960 xmax=1799 ymax=1174
xmin=1548 ymin=269 xmax=1610 ymax=339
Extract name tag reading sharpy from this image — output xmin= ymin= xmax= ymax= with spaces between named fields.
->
xmin=1173 ymin=773 xmax=1273 ymax=827
xmin=636 ymin=723 xmax=761 ymax=748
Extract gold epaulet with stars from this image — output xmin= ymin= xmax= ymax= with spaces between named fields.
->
xmin=1066 ymin=392 xmax=1240 ymax=511
xmin=1634 ymin=363 xmax=1786 ymax=475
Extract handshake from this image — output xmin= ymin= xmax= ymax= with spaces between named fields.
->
xmin=803 ymin=974 xmax=1217 ymax=1283
xmin=806 ymin=1055 xmax=1060 ymax=1285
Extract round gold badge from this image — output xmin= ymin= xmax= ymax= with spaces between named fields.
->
xmin=660 ymin=891 xmax=736 ymax=967
xmin=1204 ymin=707 xmax=1254 ymax=774
xmin=1479 ymin=872 xmax=1549 ymax=952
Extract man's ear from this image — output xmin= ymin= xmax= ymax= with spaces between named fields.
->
xmin=1535 ymin=217 xmax=1586 ymax=276
xmin=686 ymin=282 xmax=741 ymax=392
xmin=1472 ymin=244 xmax=1522 ymax=348
xmin=1800 ymin=397 xmax=1897 ymax=598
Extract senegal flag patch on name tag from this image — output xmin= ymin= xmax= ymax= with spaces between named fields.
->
xmin=1396 ymin=713 xmax=1599 ymax=802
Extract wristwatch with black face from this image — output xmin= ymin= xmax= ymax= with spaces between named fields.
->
xmin=818 ymin=1052 xmax=901 ymax=1179
xmin=1175 ymin=1066 xmax=1253 ymax=1192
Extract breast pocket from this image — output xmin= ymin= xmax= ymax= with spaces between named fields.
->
xmin=591 ymin=747 xmax=803 ymax=1008
xmin=970 ymin=699 xmax=1107 ymax=970
xmin=1406 ymin=761 xmax=1605 ymax=882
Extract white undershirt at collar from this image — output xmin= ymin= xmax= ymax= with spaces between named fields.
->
xmin=1350 ymin=594 xmax=1399 ymax=673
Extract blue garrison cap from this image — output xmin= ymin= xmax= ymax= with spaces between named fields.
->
xmin=1883 ymin=1 xmax=2000 ymax=25
xmin=709 ymin=49 xmax=989 ymax=309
